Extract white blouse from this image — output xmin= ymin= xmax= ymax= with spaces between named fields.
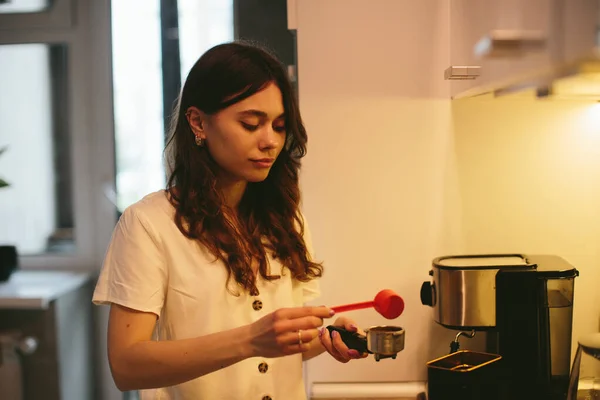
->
xmin=92 ymin=190 xmax=321 ymax=400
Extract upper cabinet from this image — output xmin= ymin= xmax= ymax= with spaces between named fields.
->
xmin=448 ymin=0 xmax=556 ymax=98
xmin=559 ymin=1 xmax=599 ymax=62
xmin=448 ymin=0 xmax=600 ymax=99
xmin=288 ymin=0 xmax=599 ymax=101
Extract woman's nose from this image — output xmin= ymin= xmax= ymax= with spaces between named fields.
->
xmin=258 ymin=127 xmax=280 ymax=150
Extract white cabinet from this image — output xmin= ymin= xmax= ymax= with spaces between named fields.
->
xmin=449 ymin=0 xmax=556 ymax=98
xmin=448 ymin=0 xmax=600 ymax=99
xmin=0 ymin=271 xmax=95 ymax=400
xmin=560 ymin=1 xmax=599 ymax=62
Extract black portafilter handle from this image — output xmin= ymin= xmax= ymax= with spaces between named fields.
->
xmin=325 ymin=325 xmax=370 ymax=354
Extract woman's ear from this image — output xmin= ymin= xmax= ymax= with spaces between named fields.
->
xmin=185 ymin=107 xmax=206 ymax=138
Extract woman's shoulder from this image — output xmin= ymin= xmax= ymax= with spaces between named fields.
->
xmin=120 ymin=189 xmax=175 ymax=226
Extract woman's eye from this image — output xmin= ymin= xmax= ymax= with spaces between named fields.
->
xmin=274 ymin=125 xmax=286 ymax=133
xmin=241 ymin=121 xmax=259 ymax=131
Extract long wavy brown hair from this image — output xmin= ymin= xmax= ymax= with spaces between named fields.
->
xmin=164 ymin=41 xmax=323 ymax=296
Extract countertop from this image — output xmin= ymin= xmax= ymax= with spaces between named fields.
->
xmin=0 ymin=270 xmax=92 ymax=309
xmin=310 ymin=382 xmax=427 ymax=399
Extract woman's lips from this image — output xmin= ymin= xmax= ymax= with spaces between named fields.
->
xmin=250 ymin=158 xmax=275 ymax=168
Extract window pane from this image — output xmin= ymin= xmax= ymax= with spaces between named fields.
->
xmin=0 ymin=43 xmax=74 ymax=255
xmin=0 ymin=0 xmax=51 ymax=13
xmin=178 ymin=0 xmax=234 ymax=79
xmin=111 ymin=0 xmax=165 ymax=212
xmin=111 ymin=0 xmax=233 ymax=212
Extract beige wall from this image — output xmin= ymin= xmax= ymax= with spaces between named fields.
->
xmin=296 ymin=0 xmax=470 ymax=387
xmin=453 ymin=96 xmax=600 ymax=350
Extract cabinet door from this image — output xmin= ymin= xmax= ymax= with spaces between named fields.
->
xmin=449 ymin=0 xmax=555 ymax=98
xmin=562 ymin=0 xmax=599 ymax=62
xmin=448 ymin=0 xmax=485 ymax=97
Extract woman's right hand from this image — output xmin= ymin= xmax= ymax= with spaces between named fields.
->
xmin=248 ymin=306 xmax=334 ymax=358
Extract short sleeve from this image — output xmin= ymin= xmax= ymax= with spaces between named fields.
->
xmin=92 ymin=205 xmax=168 ymax=317
xmin=299 ymin=212 xmax=321 ymax=304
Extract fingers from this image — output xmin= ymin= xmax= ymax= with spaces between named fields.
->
xmin=270 ymin=307 xmax=334 ymax=335
xmin=319 ymin=328 xmax=351 ymax=363
xmin=319 ymin=319 xmax=367 ymax=362
xmin=278 ymin=328 xmax=319 ymax=347
xmin=333 ymin=317 xmax=364 ymax=336
xmin=331 ymin=329 xmax=360 ymax=362
xmin=299 ymin=328 xmax=318 ymax=345
xmin=337 ymin=324 xmax=368 ymax=358
xmin=276 ymin=329 xmax=319 ymax=356
xmin=318 ymin=328 xmax=343 ymax=362
xmin=274 ymin=316 xmax=325 ymax=334
xmin=286 ymin=341 xmax=312 ymax=355
xmin=347 ymin=324 xmax=367 ymax=337
xmin=257 ymin=306 xmax=340 ymax=358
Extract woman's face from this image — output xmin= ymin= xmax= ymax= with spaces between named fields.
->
xmin=187 ymin=82 xmax=286 ymax=183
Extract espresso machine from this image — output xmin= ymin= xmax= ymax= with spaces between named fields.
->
xmin=420 ymin=254 xmax=579 ymax=400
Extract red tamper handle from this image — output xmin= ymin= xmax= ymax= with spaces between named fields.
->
xmin=331 ymin=289 xmax=405 ymax=319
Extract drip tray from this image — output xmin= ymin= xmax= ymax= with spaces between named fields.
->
xmin=427 ymin=350 xmax=502 ymax=372
xmin=426 ymin=351 xmax=505 ymax=400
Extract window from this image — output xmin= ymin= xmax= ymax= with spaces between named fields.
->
xmin=0 ymin=0 xmax=234 ymax=263
xmin=0 ymin=43 xmax=73 ymax=255
xmin=111 ymin=0 xmax=165 ymax=212
xmin=0 ymin=0 xmax=111 ymax=269
xmin=111 ymin=0 xmax=234 ymax=213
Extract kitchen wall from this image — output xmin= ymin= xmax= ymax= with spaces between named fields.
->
xmin=295 ymin=0 xmax=473 ymax=387
xmin=293 ymin=0 xmax=600 ymax=393
xmin=453 ymin=96 xmax=600 ymax=347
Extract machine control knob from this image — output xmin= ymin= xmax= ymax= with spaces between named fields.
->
xmin=420 ymin=281 xmax=434 ymax=307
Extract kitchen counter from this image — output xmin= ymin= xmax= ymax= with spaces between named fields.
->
xmin=310 ymin=382 xmax=427 ymax=399
xmin=0 ymin=270 xmax=92 ymax=309
xmin=0 ymin=269 xmax=95 ymax=399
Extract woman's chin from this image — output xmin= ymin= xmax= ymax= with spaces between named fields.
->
xmin=245 ymin=170 xmax=271 ymax=183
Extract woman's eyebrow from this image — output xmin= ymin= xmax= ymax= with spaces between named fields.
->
xmin=237 ymin=109 xmax=285 ymax=119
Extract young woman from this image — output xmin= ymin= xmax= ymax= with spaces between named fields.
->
xmin=93 ymin=41 xmax=365 ymax=400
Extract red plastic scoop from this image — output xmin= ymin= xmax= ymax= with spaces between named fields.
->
xmin=331 ymin=289 xmax=405 ymax=319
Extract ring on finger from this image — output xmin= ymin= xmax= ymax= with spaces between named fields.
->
xmin=298 ymin=330 xmax=303 ymax=345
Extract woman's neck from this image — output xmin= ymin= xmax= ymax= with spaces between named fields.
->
xmin=218 ymin=178 xmax=247 ymax=210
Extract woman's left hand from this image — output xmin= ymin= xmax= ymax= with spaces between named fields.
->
xmin=318 ymin=316 xmax=369 ymax=363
